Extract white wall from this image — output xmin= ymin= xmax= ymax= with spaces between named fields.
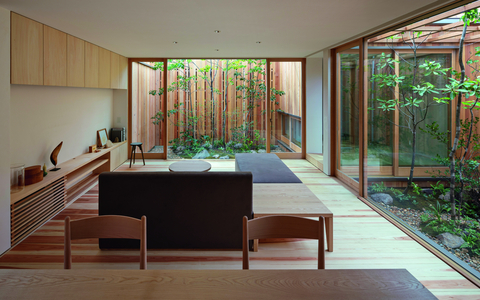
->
xmin=322 ymin=50 xmax=331 ymax=175
xmin=0 ymin=7 xmax=11 ymax=254
xmin=306 ymin=58 xmax=322 ymax=154
xmin=10 ymin=86 xmax=113 ymax=168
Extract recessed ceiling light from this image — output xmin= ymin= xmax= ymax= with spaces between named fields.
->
xmin=173 ymin=41 xmax=178 ymax=44
xmin=214 ymin=30 xmax=221 ymax=33
xmin=215 ymin=49 xmax=219 ymax=51
xmin=256 ymin=41 xmax=261 ymax=44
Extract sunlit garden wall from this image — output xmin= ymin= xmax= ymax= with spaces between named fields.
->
xmin=131 ymin=59 xmax=303 ymax=159
xmin=131 ymin=62 xmax=165 ymax=153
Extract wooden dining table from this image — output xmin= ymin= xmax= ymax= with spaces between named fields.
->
xmin=0 ymin=268 xmax=436 ymax=299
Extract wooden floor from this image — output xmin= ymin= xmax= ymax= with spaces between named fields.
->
xmin=1 ymin=159 xmax=479 ymax=299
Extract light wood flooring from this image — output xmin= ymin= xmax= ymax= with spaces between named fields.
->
xmin=1 ymin=159 xmax=479 ymax=299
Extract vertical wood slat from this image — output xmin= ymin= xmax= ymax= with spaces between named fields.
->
xmin=119 ymin=56 xmax=128 ymax=89
xmin=44 ymin=25 xmax=67 ymax=86
xmin=110 ymin=52 xmax=120 ymax=89
xmin=131 ymin=62 xmax=139 ymax=143
xmin=67 ymin=35 xmax=85 ymax=87
xmin=11 ymin=178 xmax=66 ymax=247
xmin=98 ymin=47 xmax=111 ymax=89
xmin=11 ymin=12 xmax=44 ymax=85
xmin=85 ymin=42 xmax=99 ymax=88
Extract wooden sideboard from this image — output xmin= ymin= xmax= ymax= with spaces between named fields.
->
xmin=10 ymin=141 xmax=127 ymax=247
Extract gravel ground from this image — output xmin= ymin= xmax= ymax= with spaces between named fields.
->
xmin=378 ymin=203 xmax=480 ymax=273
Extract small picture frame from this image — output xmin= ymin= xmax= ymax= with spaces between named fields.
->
xmin=97 ymin=128 xmax=109 ymax=148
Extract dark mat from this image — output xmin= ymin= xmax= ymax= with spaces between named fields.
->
xmin=235 ymin=153 xmax=302 ymax=183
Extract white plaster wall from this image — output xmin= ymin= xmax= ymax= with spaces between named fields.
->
xmin=0 ymin=7 xmax=11 ymax=254
xmin=306 ymin=58 xmax=322 ymax=154
xmin=10 ymin=86 xmax=113 ymax=168
xmin=322 ymin=49 xmax=331 ymax=175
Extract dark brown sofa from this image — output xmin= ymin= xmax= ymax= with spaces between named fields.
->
xmin=98 ymin=171 xmax=253 ymax=249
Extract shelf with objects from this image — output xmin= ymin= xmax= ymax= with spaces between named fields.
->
xmin=10 ymin=141 xmax=127 ymax=248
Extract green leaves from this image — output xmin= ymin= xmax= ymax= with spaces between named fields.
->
xmin=419 ymin=60 xmax=448 ymax=76
xmin=461 ymin=8 xmax=480 ymax=27
xmin=376 ymin=99 xmax=398 ymax=111
xmin=411 ymin=82 xmax=439 ymax=96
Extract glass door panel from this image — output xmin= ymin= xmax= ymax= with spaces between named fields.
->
xmin=337 ymin=47 xmax=360 ymax=182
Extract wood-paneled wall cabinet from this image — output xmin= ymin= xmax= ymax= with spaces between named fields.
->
xmin=119 ymin=56 xmax=128 ymax=89
xmin=67 ymin=35 xmax=85 ymax=87
xmin=11 ymin=12 xmax=128 ymax=90
xmin=85 ymin=42 xmax=99 ymax=88
xmin=98 ymin=47 xmax=111 ymax=89
xmin=110 ymin=52 xmax=120 ymax=89
xmin=11 ymin=12 xmax=44 ymax=85
xmin=44 ymin=26 xmax=67 ymax=86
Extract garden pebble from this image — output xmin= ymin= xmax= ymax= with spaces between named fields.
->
xmin=378 ymin=202 xmax=480 ymax=273
xmin=370 ymin=193 xmax=394 ymax=205
xmin=436 ymin=233 xmax=465 ymax=249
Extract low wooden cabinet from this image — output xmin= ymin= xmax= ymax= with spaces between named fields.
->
xmin=10 ymin=141 xmax=127 ymax=248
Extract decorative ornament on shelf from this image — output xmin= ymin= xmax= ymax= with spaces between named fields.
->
xmin=89 ymin=144 xmax=97 ymax=153
xmin=50 ymin=141 xmax=63 ymax=171
xmin=43 ymin=163 xmax=48 ymax=177
xmin=25 ymin=165 xmax=43 ymax=185
xmin=105 ymin=140 xmax=114 ymax=148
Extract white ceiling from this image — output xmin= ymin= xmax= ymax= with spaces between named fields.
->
xmin=0 ymin=0 xmax=455 ymax=58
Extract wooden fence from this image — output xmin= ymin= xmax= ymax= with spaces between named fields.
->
xmin=132 ymin=60 xmax=303 ymax=151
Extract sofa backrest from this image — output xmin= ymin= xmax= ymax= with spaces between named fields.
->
xmin=98 ymin=171 xmax=253 ymax=249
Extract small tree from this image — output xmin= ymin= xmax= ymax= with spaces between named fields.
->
xmin=371 ymin=51 xmax=448 ymax=193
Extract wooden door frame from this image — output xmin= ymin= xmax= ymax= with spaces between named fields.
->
xmin=128 ymin=58 xmax=306 ymax=160
xmin=332 ymin=42 xmax=455 ymax=197
xmin=128 ymin=58 xmax=167 ymax=159
xmin=331 ymin=39 xmax=364 ymax=195
xmin=268 ymin=58 xmax=306 ymax=159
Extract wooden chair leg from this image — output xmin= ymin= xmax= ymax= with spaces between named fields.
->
xmin=139 ymin=145 xmax=145 ymax=165
xmin=133 ymin=146 xmax=136 ymax=164
xmin=129 ymin=146 xmax=134 ymax=168
xmin=325 ymin=217 xmax=333 ymax=252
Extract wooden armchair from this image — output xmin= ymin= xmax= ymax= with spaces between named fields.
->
xmin=64 ymin=215 xmax=147 ymax=269
xmin=242 ymin=215 xmax=325 ymax=269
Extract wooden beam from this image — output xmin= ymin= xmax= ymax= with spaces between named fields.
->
xmin=466 ymin=33 xmax=480 ymax=42
xmin=405 ymin=2 xmax=480 ymax=31
xmin=369 ymin=3 xmax=480 ymax=43
xmin=425 ymin=29 xmax=476 ymax=43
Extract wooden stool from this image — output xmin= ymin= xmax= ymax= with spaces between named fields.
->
xmin=130 ymin=142 xmax=145 ymax=168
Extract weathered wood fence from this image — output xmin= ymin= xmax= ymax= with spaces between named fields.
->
xmin=132 ymin=60 xmax=302 ymax=151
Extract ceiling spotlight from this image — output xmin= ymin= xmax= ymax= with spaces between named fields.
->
xmin=215 ymin=49 xmax=219 ymax=51
xmin=173 ymin=41 xmax=178 ymax=44
xmin=256 ymin=41 xmax=261 ymax=44
xmin=214 ymin=30 xmax=221 ymax=33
